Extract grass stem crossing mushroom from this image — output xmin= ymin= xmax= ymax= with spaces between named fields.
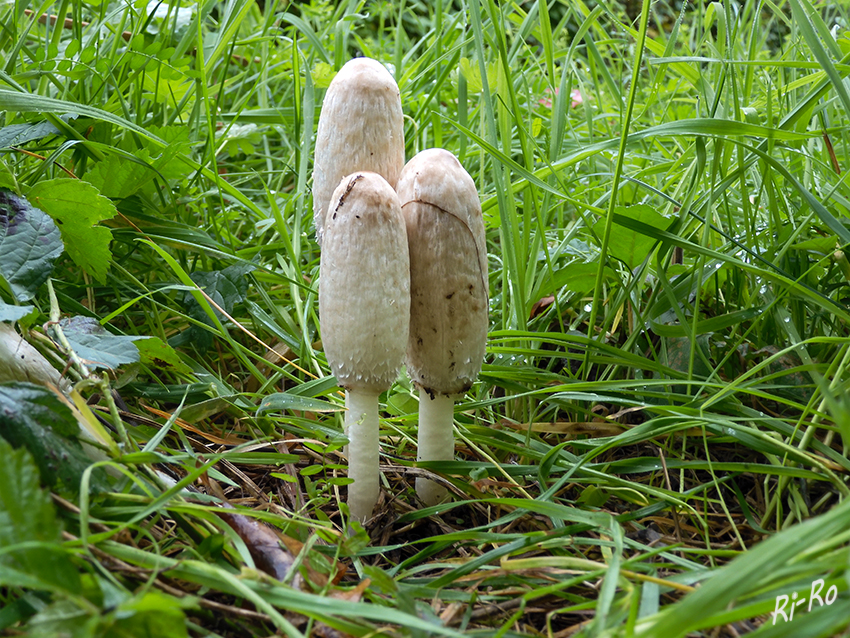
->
xmin=396 ymin=149 xmax=488 ymax=507
xmin=318 ymin=171 xmax=410 ymax=522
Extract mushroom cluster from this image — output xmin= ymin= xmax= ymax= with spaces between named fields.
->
xmin=313 ymin=58 xmax=488 ymax=522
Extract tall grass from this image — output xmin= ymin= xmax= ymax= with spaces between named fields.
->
xmin=1 ymin=0 xmax=849 ymax=636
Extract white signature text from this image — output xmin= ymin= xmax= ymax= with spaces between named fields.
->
xmin=773 ymin=578 xmax=838 ymax=624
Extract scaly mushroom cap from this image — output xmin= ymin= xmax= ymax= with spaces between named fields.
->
xmin=312 ymin=58 xmax=405 ymax=245
xmin=319 ymin=172 xmax=410 ymax=392
xmin=396 ymin=148 xmax=488 ymax=396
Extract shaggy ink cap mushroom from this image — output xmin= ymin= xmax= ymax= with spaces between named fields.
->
xmin=312 ymin=58 xmax=404 ymax=246
xmin=396 ymin=148 xmax=488 ymax=507
xmin=319 ymin=171 xmax=410 ymax=522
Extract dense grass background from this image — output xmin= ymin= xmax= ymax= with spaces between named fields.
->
xmin=1 ymin=0 xmax=850 ymax=636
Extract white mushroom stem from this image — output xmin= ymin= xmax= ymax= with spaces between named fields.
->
xmin=344 ymin=389 xmax=381 ymax=522
xmin=415 ymin=391 xmax=456 ymax=506
xmin=319 ymin=171 xmax=409 ymax=524
xmin=396 ymin=148 xmax=488 ymax=510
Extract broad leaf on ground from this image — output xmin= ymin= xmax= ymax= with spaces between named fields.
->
xmin=28 ymin=179 xmax=118 ymax=283
xmin=0 ymin=300 xmax=34 ymax=322
xmin=60 ymin=316 xmax=144 ymax=370
xmin=84 ymin=154 xmax=149 ymax=200
xmin=0 ymin=190 xmax=64 ymax=301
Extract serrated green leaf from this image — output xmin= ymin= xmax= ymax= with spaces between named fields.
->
xmin=141 ymin=74 xmax=195 ymax=107
xmin=310 ymin=61 xmax=336 ymax=88
xmin=0 ymin=382 xmax=108 ymax=494
xmin=86 ymin=143 xmax=190 ymax=200
xmin=27 ymin=179 xmax=118 ymax=283
xmin=257 ymin=392 xmax=344 ymax=414
xmin=594 ymin=205 xmax=670 ymax=270
xmin=60 ymin=316 xmax=143 ymax=370
xmin=0 ymin=437 xmax=81 ymax=593
xmin=0 ymin=190 xmax=64 ymax=301
xmin=85 ymin=154 xmax=149 ymax=199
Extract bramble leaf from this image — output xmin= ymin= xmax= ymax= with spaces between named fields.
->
xmin=0 ymin=382 xmax=108 ymax=494
xmin=28 ymin=179 xmax=118 ymax=283
xmin=0 ymin=436 xmax=81 ymax=593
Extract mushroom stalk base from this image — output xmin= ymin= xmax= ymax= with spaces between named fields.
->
xmin=345 ymin=389 xmax=381 ymax=522
xmin=416 ymin=391 xmax=456 ymax=506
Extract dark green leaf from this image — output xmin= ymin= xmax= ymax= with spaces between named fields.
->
xmin=0 ymin=190 xmax=64 ymax=301
xmin=60 ymin=316 xmax=143 ymax=370
xmin=0 ymin=382 xmax=109 ymax=493
xmin=181 ymin=262 xmax=255 ymax=350
xmin=27 ymin=179 xmax=118 ymax=283
xmin=84 ymin=154 xmax=149 ymax=200
xmin=665 ymin=336 xmax=712 ymax=378
xmin=0 ymin=437 xmax=81 ymax=593
xmin=188 ymin=262 xmax=255 ymax=319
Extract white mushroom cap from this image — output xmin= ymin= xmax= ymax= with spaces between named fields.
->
xmin=396 ymin=148 xmax=488 ymax=396
xmin=312 ymin=58 xmax=405 ymax=245
xmin=319 ymin=171 xmax=410 ymax=392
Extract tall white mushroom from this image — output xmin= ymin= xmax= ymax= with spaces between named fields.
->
xmin=319 ymin=171 xmax=410 ymax=522
xmin=396 ymin=148 xmax=489 ymax=506
xmin=312 ymin=57 xmax=404 ymax=245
